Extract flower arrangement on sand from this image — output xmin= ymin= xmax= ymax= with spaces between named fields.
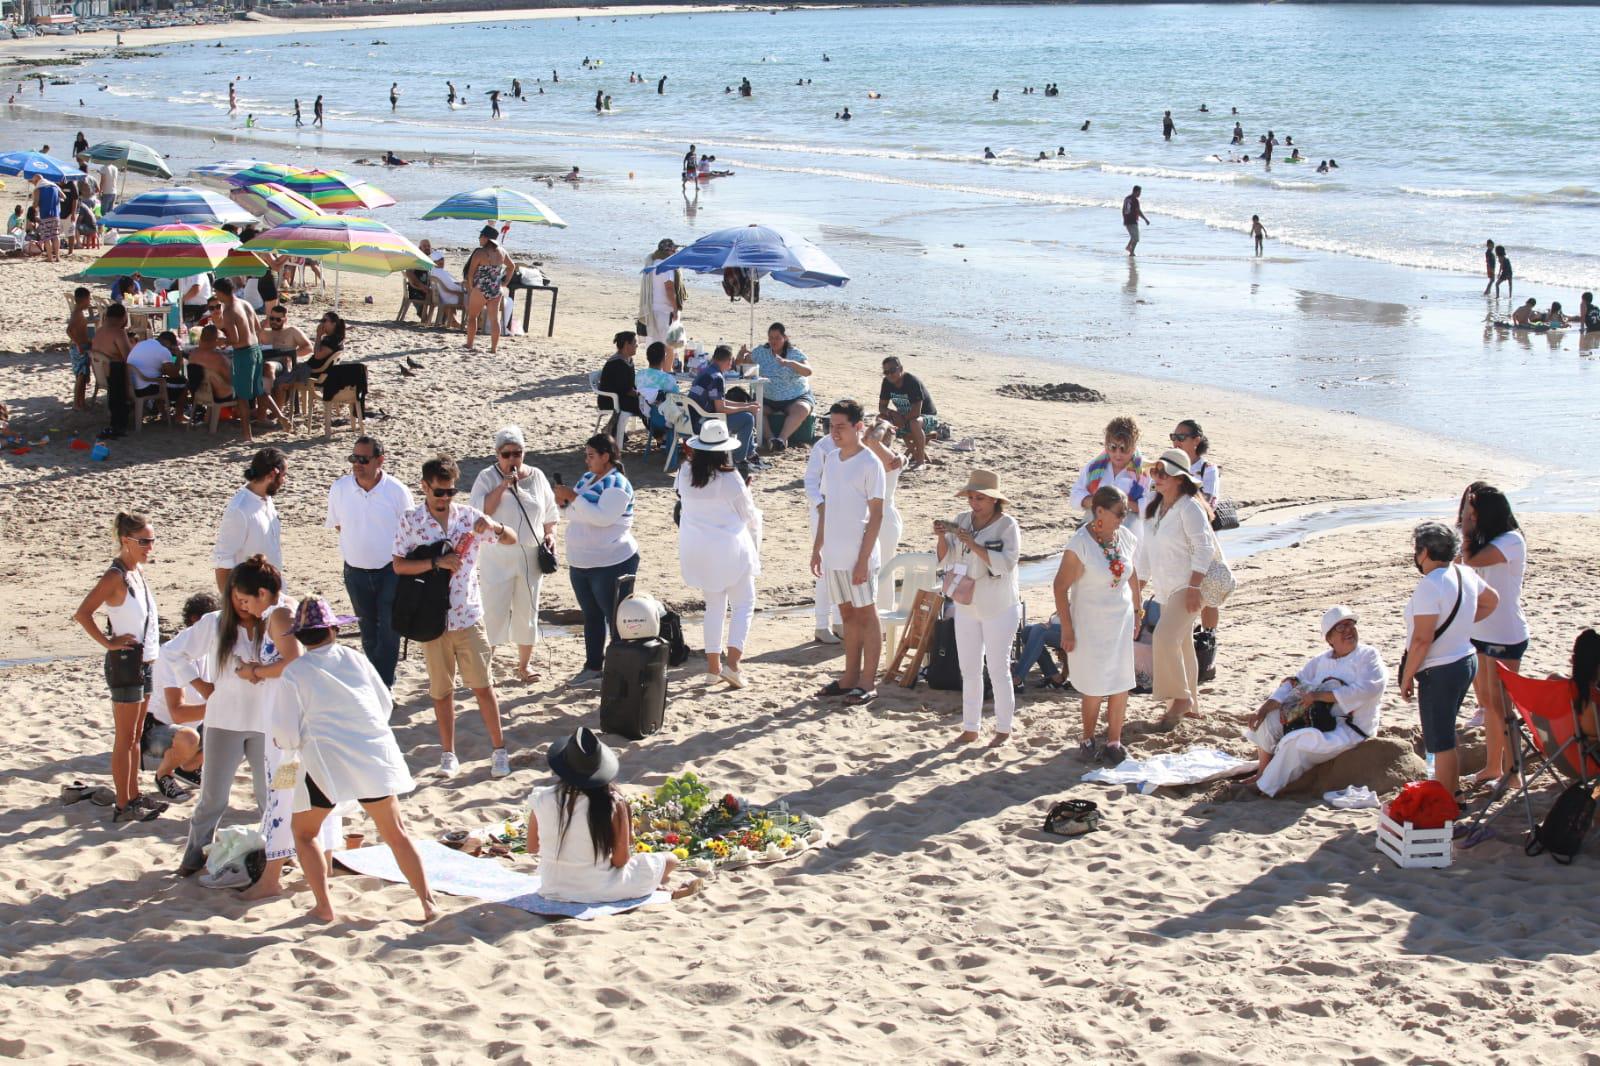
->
xmin=489 ymin=772 xmax=822 ymax=875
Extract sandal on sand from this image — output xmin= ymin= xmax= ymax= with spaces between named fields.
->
xmin=671 ymin=878 xmax=704 ymax=901
xmin=440 ymin=829 xmax=471 ymax=850
xmin=843 ymin=688 xmax=877 ymax=706
xmin=817 ymin=680 xmax=847 ymax=698
xmin=61 ymin=780 xmax=97 ymax=804
xmin=113 ymin=801 xmax=161 ymax=823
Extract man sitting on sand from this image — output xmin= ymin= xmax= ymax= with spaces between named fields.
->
xmin=147 ymin=591 xmax=219 ymax=798
xmin=878 ymin=356 xmax=938 ymax=469
xmin=1239 ymin=606 xmax=1385 ymax=797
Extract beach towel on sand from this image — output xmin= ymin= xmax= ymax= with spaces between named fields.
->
xmin=1080 ymin=747 xmax=1256 ymax=793
xmin=335 ymin=840 xmax=670 ymax=920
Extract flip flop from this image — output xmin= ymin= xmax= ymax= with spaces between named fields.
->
xmin=60 ymin=780 xmax=96 ymax=804
xmin=817 ymin=680 xmax=846 ymax=698
xmin=843 ymin=688 xmax=877 ymax=706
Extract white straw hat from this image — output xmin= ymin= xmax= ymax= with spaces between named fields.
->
xmin=686 ymin=419 xmax=740 ymax=452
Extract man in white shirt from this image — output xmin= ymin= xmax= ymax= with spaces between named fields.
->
xmin=392 ymin=455 xmax=519 ymax=779
xmin=810 ymin=399 xmax=886 ymax=704
xmin=213 ymin=447 xmax=286 ymax=593
xmin=146 ymin=591 xmax=218 ymax=800
xmin=326 ymin=435 xmax=414 ymax=687
xmin=429 ymin=249 xmax=465 ymax=327
xmin=98 ymin=161 xmax=119 ymax=214
xmin=176 ymin=271 xmax=212 ymax=321
xmin=802 ymin=429 xmax=842 ymax=644
xmin=126 ymin=332 xmax=183 ymax=414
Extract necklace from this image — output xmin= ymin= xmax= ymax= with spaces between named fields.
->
xmin=1092 ymin=523 xmax=1126 ymax=586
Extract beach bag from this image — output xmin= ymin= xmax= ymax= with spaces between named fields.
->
xmin=659 ymin=609 xmax=692 ymax=667
xmin=1398 ymin=566 xmax=1464 ymax=682
xmin=1042 ymin=799 xmax=1101 ymax=837
xmin=1199 ymin=542 xmax=1235 ymax=608
xmin=1211 ymin=499 xmax=1240 ymax=532
xmin=1194 ymin=626 xmax=1218 ymax=683
xmin=1526 ymin=783 xmax=1596 ymax=865
xmin=925 ymin=612 xmax=964 ymax=691
xmin=392 ymin=541 xmax=452 ymax=643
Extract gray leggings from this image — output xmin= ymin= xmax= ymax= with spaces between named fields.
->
xmin=181 ymin=727 xmax=266 ymax=870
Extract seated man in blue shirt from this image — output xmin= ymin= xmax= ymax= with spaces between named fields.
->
xmin=689 ymin=345 xmax=764 ymax=468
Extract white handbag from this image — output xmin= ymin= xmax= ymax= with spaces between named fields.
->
xmin=1199 ymin=539 xmax=1235 ymax=608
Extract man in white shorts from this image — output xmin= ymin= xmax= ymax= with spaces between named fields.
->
xmin=810 ymin=399 xmax=886 ymax=705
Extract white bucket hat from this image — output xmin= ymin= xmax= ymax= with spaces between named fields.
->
xmin=1320 ymin=605 xmax=1358 ymax=638
xmin=686 ymin=419 xmax=740 ymax=452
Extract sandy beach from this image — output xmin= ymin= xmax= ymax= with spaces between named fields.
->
xmin=4 ymin=33 xmax=1600 ymax=1064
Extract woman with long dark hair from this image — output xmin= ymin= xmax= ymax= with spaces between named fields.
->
xmin=1170 ymin=418 xmax=1222 ymax=632
xmin=526 ymin=727 xmax=686 ymax=903
xmin=1458 ymin=482 xmax=1529 ymax=788
xmin=1570 ymin=630 xmax=1600 ymax=744
xmin=552 ymin=434 xmax=639 ymax=687
xmin=675 ymin=420 xmax=762 ymax=687
xmin=72 ymin=512 xmax=169 ymax=820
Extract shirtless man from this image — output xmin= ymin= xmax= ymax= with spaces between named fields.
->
xmin=261 ymin=305 xmax=314 ymax=410
xmin=91 ymin=303 xmax=133 ymax=435
xmin=67 ymin=286 xmax=93 ymax=410
xmin=214 ymin=277 xmax=285 ymax=442
xmin=188 ymin=325 xmax=237 ymax=431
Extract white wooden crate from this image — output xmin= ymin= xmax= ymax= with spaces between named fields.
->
xmin=1377 ymin=807 xmax=1454 ymax=869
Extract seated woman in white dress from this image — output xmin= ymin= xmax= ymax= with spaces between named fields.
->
xmin=273 ymin=598 xmax=435 ymax=923
xmin=1241 ymin=605 xmax=1386 ymax=797
xmin=526 ymin=727 xmax=686 ymax=904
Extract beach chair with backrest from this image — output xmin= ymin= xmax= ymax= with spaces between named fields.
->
xmin=877 ymin=552 xmax=940 ymax=654
xmin=1458 ymin=663 xmax=1600 ymax=847
xmin=396 ymin=275 xmax=436 ymax=326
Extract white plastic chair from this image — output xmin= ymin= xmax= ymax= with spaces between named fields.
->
xmin=589 ymin=369 xmax=633 ymax=445
xmin=658 ymin=393 xmax=726 ymax=472
xmin=877 ymin=551 xmax=940 ymax=653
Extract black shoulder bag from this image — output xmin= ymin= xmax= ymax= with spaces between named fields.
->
xmin=1399 ymin=565 xmax=1465 ymax=683
xmin=104 ymin=559 xmax=154 ymax=690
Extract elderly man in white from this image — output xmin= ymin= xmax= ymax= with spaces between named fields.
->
xmin=1240 ymin=605 xmax=1386 ymax=797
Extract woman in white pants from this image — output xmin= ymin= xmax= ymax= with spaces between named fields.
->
xmin=865 ymin=421 xmax=904 ymax=568
xmin=935 ymin=469 xmax=1022 ymax=745
xmin=471 ymin=425 xmax=559 ymax=683
xmin=675 ymin=421 xmax=762 ymax=689
xmin=1137 ymin=450 xmax=1219 ymax=731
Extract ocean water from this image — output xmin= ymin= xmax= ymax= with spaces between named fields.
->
xmin=17 ymin=4 xmax=1600 ymax=459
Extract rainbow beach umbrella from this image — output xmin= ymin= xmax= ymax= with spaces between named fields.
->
xmin=242 ymin=215 xmax=429 ymax=303
xmin=422 ymin=186 xmax=567 ymax=228
xmin=274 ymin=168 xmax=396 ymax=212
xmin=82 ymin=223 xmax=243 ymax=280
xmin=101 ymin=186 xmax=256 ymax=231
xmin=229 ymin=182 xmax=324 ymax=227
xmin=190 ymin=159 xmax=302 ymax=189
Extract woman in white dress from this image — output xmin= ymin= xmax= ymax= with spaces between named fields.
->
xmin=470 ymin=425 xmax=559 ymax=683
xmin=865 ymin=421 xmax=904 ymax=567
xmin=675 ymin=420 xmax=762 ymax=688
xmin=274 ymin=598 xmax=434 ymax=923
xmin=1052 ymin=485 xmax=1142 ymax=765
xmin=638 ymin=237 xmax=683 ymax=347
xmin=526 ymin=727 xmax=686 ymax=904
xmin=1170 ymin=418 xmax=1222 ymax=631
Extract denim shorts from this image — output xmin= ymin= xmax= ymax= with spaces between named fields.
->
xmin=1471 ymin=637 xmax=1528 ymax=662
xmin=1417 ymin=653 xmax=1478 ymax=754
xmin=105 ymin=658 xmax=153 ymax=705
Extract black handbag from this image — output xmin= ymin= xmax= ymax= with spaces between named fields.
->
xmin=537 ymin=541 xmax=558 ymax=575
xmin=103 ymin=558 xmax=153 ymax=689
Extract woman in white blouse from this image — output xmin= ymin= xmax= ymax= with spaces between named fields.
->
xmin=471 ymin=425 xmax=560 ymax=683
xmin=1137 ymin=450 xmax=1219 ymax=730
xmin=1458 ymin=482 xmax=1529 ymax=787
xmin=935 ymin=469 xmax=1022 ymax=745
xmin=1170 ymin=418 xmax=1223 ymax=632
xmin=864 ymin=421 xmax=904 ymax=566
xmin=675 ymin=421 xmax=762 ymax=688
xmin=552 ymin=434 xmax=640 ymax=688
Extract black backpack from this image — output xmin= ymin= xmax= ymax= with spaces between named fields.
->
xmin=1526 ymin=783 xmax=1597 ymax=865
xmin=922 ymin=609 xmax=994 ymax=698
xmin=392 ymin=541 xmax=452 ymax=643
xmin=659 ymin=609 xmax=691 ymax=667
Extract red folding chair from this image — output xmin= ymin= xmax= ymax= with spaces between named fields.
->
xmin=1458 ymin=663 xmax=1600 ymax=847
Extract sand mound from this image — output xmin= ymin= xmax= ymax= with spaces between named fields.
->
xmin=996 ymin=381 xmax=1106 ymax=403
xmin=1280 ymin=734 xmax=1426 ymax=797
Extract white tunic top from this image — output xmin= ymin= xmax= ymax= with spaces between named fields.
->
xmin=939 ymin=511 xmax=1022 ymax=621
xmin=674 ymin=466 xmax=762 ymax=592
xmin=1136 ymin=495 xmax=1215 ymax=603
xmin=272 ymin=643 xmax=414 ymax=807
xmin=170 ymin=611 xmax=267 ymax=733
xmin=470 ymin=465 xmax=559 ymax=580
xmin=1268 ymin=643 xmax=1387 ymax=736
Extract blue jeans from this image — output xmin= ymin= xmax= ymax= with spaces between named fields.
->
xmin=1417 ymin=653 xmax=1477 ymax=754
xmin=570 ymin=553 xmax=641 ymax=670
xmin=1012 ymin=621 xmax=1062 ymax=686
xmin=725 ymin=411 xmax=756 ymax=463
xmin=343 ymin=563 xmax=400 ymax=687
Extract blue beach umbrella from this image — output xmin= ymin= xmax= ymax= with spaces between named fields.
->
xmin=421 ymin=186 xmax=568 ymax=228
xmin=0 ymin=151 xmax=86 ymax=182
xmin=100 ymin=185 xmax=257 ymax=231
xmin=648 ymin=223 xmax=850 ymax=343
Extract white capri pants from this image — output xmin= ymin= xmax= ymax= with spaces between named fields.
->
xmin=702 ymin=571 xmax=757 ymax=655
xmin=480 ymin=562 xmax=544 ymax=646
xmin=954 ymin=602 xmax=1020 ymax=733
xmin=810 ymin=505 xmax=840 ymax=629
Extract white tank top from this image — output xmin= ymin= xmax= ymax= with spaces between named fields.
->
xmin=104 ymin=561 xmax=159 ymax=664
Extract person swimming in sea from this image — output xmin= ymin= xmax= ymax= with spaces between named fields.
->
xmin=603 ymin=95 xmax=612 ymax=112
xmin=383 ymin=150 xmax=409 ymax=167
xmin=1057 ymin=147 xmax=1065 ymax=156
xmin=1162 ymin=110 xmax=1175 ymax=140
xmin=390 ymin=82 xmax=399 ymax=110
xmin=1199 ymin=103 xmax=1209 ymax=112
xmin=1080 ymin=120 xmax=1091 ymax=131
xmin=839 ymin=107 xmax=851 ymax=120
xmin=1037 ymin=151 xmax=1048 ymax=161
xmin=983 ymin=147 xmax=996 ymax=159
xmin=991 ymin=90 xmax=999 ymax=102
xmin=512 ymin=78 xmax=522 ymax=99
xmin=563 ymin=166 xmax=581 ymax=183
xmin=1288 ymin=148 xmax=1303 ymax=162
xmin=595 ymin=90 xmax=604 ymax=113
xmin=1231 ymin=122 xmax=1244 ymax=144
xmin=739 ymin=78 xmax=752 ymax=97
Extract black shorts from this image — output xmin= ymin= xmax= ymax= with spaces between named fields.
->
xmin=1471 ymin=637 xmax=1528 ymax=662
xmin=305 ymin=773 xmax=386 ymax=810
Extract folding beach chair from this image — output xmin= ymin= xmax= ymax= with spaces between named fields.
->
xmin=1458 ymin=663 xmax=1600 ymax=847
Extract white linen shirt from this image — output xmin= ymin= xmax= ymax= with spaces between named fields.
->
xmin=213 ymin=485 xmax=282 ymax=572
xmin=819 ymin=446 xmax=887 ymax=572
xmin=151 ymin=620 xmax=212 ymax=724
xmin=940 ymin=511 xmax=1022 ymax=621
xmin=803 ymin=433 xmax=839 ymax=509
xmin=1136 ymin=495 xmax=1215 ymax=603
xmin=272 ymin=643 xmax=414 ymax=806
xmin=325 ymin=472 xmax=415 ymax=570
xmin=1269 ymin=642 xmax=1387 ymax=737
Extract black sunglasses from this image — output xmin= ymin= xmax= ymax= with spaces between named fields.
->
xmin=499 ymin=449 xmax=523 ymax=458
xmin=127 ymin=535 xmax=156 ymax=546
xmin=348 ymin=454 xmax=374 ymax=464
xmin=430 ymin=487 xmax=458 ymax=498
xmin=1170 ymin=432 xmax=1194 ymax=442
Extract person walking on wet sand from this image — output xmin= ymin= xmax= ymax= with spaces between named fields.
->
xmin=1251 ymin=215 xmax=1267 ymax=256
xmin=1482 ymin=238 xmax=1496 ymax=295
xmin=1494 ymin=245 xmax=1512 ymax=298
xmin=1122 ymin=185 xmax=1149 ymax=256
xmin=313 ymin=95 xmax=324 ymax=128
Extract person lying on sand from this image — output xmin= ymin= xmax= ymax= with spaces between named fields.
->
xmin=1511 ymin=299 xmax=1538 ymax=327
xmin=1237 ymin=606 xmax=1385 ymax=797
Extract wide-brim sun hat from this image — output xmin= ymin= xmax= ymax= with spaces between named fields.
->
xmin=290 ymin=596 xmax=339 ymax=633
xmin=1152 ymin=449 xmax=1203 ymax=485
xmin=547 ymin=726 xmax=619 ymax=789
xmin=955 ymin=467 xmax=1009 ymax=502
xmin=686 ymin=419 xmax=740 ymax=452
xmin=656 ymin=237 xmax=678 ymax=254
xmin=1321 ymin=605 xmax=1358 ymax=638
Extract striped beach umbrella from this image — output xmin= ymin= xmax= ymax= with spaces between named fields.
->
xmin=242 ymin=215 xmax=429 ymax=303
xmin=190 ymin=159 xmax=301 ymax=189
xmin=0 ymin=151 xmax=86 ymax=182
xmin=274 ymin=168 xmax=396 ymax=212
xmin=216 ymin=248 xmax=270 ymax=278
xmin=85 ymin=140 xmax=173 ymax=180
xmin=229 ymin=182 xmax=324 ymax=227
xmin=81 ymin=223 xmax=242 ymax=279
xmin=422 ymin=186 xmax=567 ymax=228
xmin=100 ymin=186 xmax=257 ymax=231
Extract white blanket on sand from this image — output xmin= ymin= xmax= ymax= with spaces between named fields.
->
xmin=1080 ymin=747 xmax=1256 ymax=793
xmin=335 ymin=840 xmax=670 ymax=920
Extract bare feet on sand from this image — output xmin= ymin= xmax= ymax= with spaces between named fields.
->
xmin=955 ymin=730 xmax=980 ymax=745
xmin=671 ymin=879 xmax=703 ymax=901
xmin=989 ymin=731 xmax=1011 ymax=747
xmin=239 ymin=879 xmax=287 ymax=902
xmin=309 ymin=902 xmax=336 ymax=922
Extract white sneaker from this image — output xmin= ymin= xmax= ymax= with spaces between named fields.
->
xmin=814 ymin=627 xmax=842 ymax=645
xmin=439 ymin=751 xmax=461 ymax=778
xmin=491 ymin=748 xmax=511 ymax=778
xmin=568 ymin=668 xmax=603 ymax=687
